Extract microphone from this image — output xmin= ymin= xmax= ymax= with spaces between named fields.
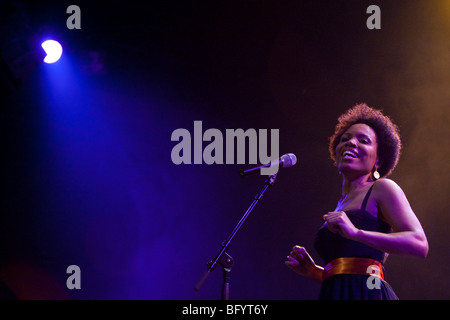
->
xmin=239 ymin=153 xmax=297 ymax=177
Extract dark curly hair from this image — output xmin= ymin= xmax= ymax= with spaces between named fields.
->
xmin=329 ymin=103 xmax=402 ymax=178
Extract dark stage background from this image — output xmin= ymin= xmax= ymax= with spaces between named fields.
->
xmin=1 ymin=0 xmax=449 ymax=299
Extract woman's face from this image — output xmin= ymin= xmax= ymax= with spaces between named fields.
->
xmin=335 ymin=123 xmax=379 ymax=178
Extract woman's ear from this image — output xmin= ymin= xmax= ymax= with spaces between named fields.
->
xmin=375 ymin=156 xmax=382 ymax=169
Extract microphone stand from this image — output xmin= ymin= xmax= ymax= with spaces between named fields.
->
xmin=194 ymin=173 xmax=278 ymax=299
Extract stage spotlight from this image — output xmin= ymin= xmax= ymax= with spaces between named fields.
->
xmin=41 ymin=40 xmax=63 ymax=64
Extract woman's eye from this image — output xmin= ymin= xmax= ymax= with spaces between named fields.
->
xmin=360 ymin=138 xmax=370 ymax=144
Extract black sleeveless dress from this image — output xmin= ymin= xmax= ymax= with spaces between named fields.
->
xmin=313 ymin=184 xmax=399 ymax=300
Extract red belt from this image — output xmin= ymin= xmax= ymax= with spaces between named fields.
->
xmin=323 ymin=257 xmax=384 ymax=281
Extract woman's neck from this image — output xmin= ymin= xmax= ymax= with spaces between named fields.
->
xmin=341 ymin=173 xmax=373 ymax=196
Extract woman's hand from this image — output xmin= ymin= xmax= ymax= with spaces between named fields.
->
xmin=323 ymin=211 xmax=359 ymax=240
xmin=285 ymin=245 xmax=323 ymax=282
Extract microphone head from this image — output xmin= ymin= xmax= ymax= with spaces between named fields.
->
xmin=280 ymin=153 xmax=297 ymax=168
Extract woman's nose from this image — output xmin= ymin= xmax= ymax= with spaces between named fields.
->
xmin=345 ymin=138 xmax=357 ymax=147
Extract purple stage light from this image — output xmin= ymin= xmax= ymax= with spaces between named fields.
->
xmin=41 ymin=40 xmax=63 ymax=64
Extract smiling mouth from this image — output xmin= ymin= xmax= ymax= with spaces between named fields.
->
xmin=342 ymin=150 xmax=358 ymax=159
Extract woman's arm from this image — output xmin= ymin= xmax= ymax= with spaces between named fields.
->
xmin=324 ymin=178 xmax=429 ymax=258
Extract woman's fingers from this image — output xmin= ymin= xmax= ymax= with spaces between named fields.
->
xmin=323 ymin=211 xmax=343 ymax=221
xmin=291 ymin=245 xmax=306 ymax=260
xmin=324 ymin=212 xmax=344 ymax=233
xmin=284 ymin=255 xmax=299 ymax=267
xmin=323 ymin=211 xmax=358 ymax=239
xmin=286 ymin=245 xmax=311 ymax=265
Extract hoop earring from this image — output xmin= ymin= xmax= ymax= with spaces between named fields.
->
xmin=373 ymin=169 xmax=380 ymax=180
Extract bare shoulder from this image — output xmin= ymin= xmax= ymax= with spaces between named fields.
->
xmin=372 ymin=178 xmax=405 ymax=200
xmin=371 ymin=178 xmax=417 ymax=231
